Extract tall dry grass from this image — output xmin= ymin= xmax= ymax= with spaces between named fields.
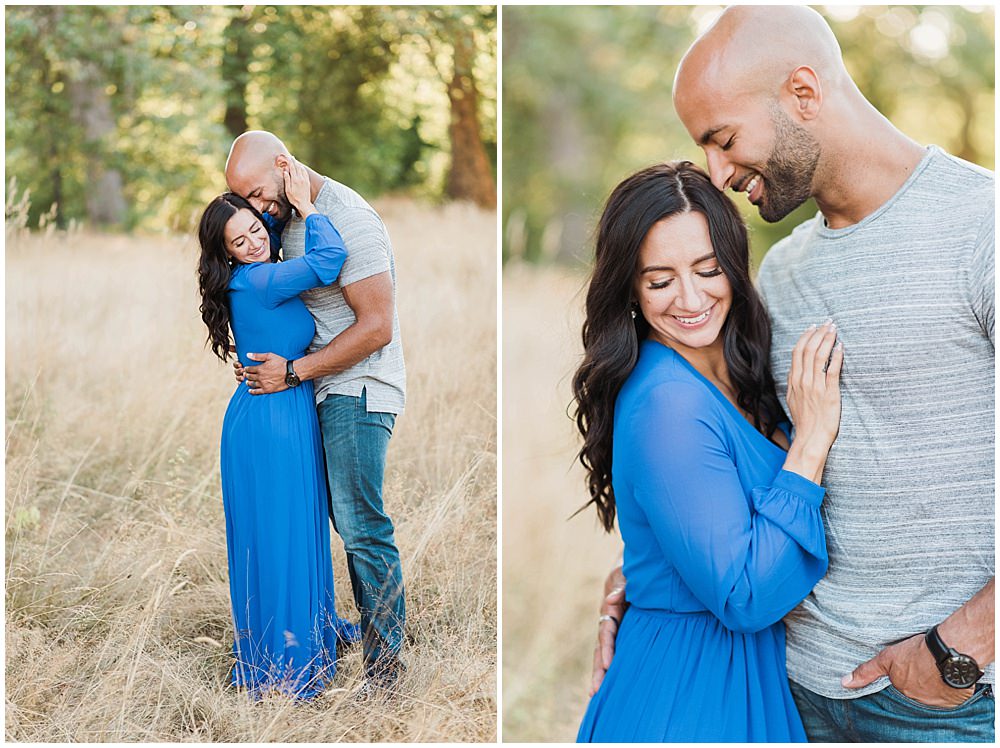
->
xmin=501 ymin=264 xmax=622 ymax=742
xmin=5 ymin=198 xmax=497 ymax=742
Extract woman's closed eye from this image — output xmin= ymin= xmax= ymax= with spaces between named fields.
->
xmin=234 ymin=225 xmax=263 ymax=247
xmin=648 ymin=268 xmax=722 ymax=289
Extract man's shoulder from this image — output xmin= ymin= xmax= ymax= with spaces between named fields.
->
xmin=929 ymin=146 xmax=994 ymax=187
xmin=923 ymin=147 xmax=994 ymax=212
xmin=316 ymin=177 xmax=384 ymax=223
xmin=757 ymin=214 xmax=823 ymax=285
xmin=314 ymin=178 xmax=391 ymax=251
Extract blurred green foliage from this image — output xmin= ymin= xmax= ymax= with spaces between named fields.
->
xmin=5 ymin=5 xmax=496 ymax=232
xmin=502 ymin=5 xmax=994 ymax=268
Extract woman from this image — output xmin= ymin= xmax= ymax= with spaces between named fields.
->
xmin=197 ymin=162 xmax=346 ymax=700
xmin=573 ymin=162 xmax=843 ymax=741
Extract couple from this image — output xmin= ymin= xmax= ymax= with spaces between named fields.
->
xmin=195 ymin=131 xmax=406 ymax=699
xmin=575 ymin=6 xmax=993 ymax=743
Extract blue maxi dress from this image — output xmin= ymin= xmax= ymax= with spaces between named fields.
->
xmin=577 ymin=340 xmax=829 ymax=742
xmin=219 ymin=214 xmax=346 ymax=700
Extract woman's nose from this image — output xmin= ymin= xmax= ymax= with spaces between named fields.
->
xmin=676 ymin=277 xmax=704 ymax=311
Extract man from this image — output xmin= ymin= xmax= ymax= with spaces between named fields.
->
xmin=593 ymin=6 xmax=993 ymax=741
xmin=226 ymin=130 xmax=407 ymax=690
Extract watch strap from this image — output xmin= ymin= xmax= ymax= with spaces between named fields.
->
xmin=924 ymin=625 xmax=952 ymax=666
xmin=285 ymin=358 xmax=300 ymax=386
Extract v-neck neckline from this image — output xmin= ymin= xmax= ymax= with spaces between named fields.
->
xmin=644 ymin=339 xmax=789 ymax=455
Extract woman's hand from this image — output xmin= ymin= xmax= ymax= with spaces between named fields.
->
xmin=282 ymin=158 xmax=316 ymax=219
xmin=783 ymin=320 xmax=844 ymax=483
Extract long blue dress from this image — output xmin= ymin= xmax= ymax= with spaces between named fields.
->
xmin=219 ymin=214 xmax=347 ymax=700
xmin=577 ymin=339 xmax=829 ymax=742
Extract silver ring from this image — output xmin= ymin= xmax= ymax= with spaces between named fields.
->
xmin=598 ymin=614 xmax=619 ymax=628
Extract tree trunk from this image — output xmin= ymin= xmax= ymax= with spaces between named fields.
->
xmin=67 ymin=61 xmax=127 ymax=226
xmin=222 ymin=8 xmax=252 ymax=138
xmin=445 ymin=25 xmax=496 ymax=208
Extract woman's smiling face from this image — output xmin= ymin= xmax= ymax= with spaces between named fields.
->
xmin=633 ymin=210 xmax=732 ymax=353
xmin=223 ymin=208 xmax=271 ymax=264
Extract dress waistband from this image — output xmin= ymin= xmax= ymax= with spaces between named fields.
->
xmin=626 ymin=605 xmax=714 ymax=619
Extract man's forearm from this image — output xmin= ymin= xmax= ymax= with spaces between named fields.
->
xmin=937 ymin=577 xmax=994 ymax=666
xmin=293 ymin=318 xmax=392 ymax=382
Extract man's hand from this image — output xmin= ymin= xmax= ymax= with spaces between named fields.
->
xmin=243 ymin=352 xmax=288 ymax=395
xmin=590 ymin=565 xmax=627 ymax=696
xmin=232 ymin=356 xmax=245 ymax=384
xmin=842 ymin=634 xmax=974 ymax=707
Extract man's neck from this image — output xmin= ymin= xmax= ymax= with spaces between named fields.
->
xmin=308 ymin=168 xmax=324 ymax=203
xmin=812 ymin=114 xmax=926 ymax=230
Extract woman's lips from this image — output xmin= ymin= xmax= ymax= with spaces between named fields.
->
xmin=672 ymin=304 xmax=714 ymax=328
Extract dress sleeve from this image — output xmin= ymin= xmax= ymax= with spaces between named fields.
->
xmin=260 ymin=212 xmax=286 ymax=255
xmin=627 ymin=381 xmax=828 ymax=633
xmin=242 ymin=214 xmax=347 ymax=309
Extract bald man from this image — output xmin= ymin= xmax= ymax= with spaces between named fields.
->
xmin=591 ymin=7 xmax=993 ymax=742
xmin=226 ymin=131 xmax=408 ymax=691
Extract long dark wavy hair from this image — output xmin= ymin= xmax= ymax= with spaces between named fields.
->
xmin=197 ymin=193 xmax=274 ymax=362
xmin=571 ymin=161 xmax=784 ymax=532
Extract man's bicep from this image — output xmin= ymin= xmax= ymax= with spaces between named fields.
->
xmin=342 ymin=271 xmax=394 ymax=324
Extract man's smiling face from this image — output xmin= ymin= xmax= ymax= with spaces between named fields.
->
xmin=227 ymin=163 xmax=293 ymax=221
xmin=674 ymin=79 xmax=820 ymax=224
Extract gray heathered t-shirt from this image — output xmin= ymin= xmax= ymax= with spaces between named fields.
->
xmin=281 ymin=177 xmax=405 ymax=414
xmin=757 ymin=146 xmax=994 ymax=699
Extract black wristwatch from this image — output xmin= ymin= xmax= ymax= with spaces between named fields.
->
xmin=285 ymin=359 xmax=301 ymax=388
xmin=924 ymin=625 xmax=984 ymax=688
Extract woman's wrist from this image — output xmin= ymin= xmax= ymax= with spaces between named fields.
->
xmin=783 ymin=437 xmax=830 ymax=484
xmin=297 ymin=204 xmax=317 ymax=219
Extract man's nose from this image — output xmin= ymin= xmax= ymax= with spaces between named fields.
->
xmin=248 ymin=196 xmax=266 ymax=213
xmin=705 ymin=149 xmax=735 ymax=192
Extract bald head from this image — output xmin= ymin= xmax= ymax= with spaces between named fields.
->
xmin=225 ymin=130 xmax=295 ymax=219
xmin=675 ymin=6 xmax=849 ymax=115
xmin=225 ymin=131 xmax=289 ymax=186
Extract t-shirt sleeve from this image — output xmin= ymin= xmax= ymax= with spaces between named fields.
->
xmin=969 ymin=198 xmax=994 ymax=346
xmin=335 ymin=207 xmax=392 ymax=287
xmin=627 ymin=381 xmax=828 ymax=633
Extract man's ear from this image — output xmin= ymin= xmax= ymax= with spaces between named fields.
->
xmin=785 ymin=65 xmax=822 ymax=121
xmin=274 ymin=153 xmax=291 ymax=169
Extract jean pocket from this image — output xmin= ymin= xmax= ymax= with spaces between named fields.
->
xmin=883 ymin=683 xmax=991 ymax=714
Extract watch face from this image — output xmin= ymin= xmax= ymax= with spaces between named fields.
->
xmin=942 ymin=656 xmax=980 ymax=688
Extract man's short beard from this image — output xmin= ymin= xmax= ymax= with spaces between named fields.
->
xmin=758 ymin=104 xmax=821 ymax=223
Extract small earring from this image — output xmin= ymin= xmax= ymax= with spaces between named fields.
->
xmin=630 ymin=306 xmax=637 ymax=320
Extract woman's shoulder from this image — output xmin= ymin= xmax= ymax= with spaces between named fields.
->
xmin=227 ymin=264 xmax=250 ymax=290
xmin=620 ymin=343 xmax=721 ymax=421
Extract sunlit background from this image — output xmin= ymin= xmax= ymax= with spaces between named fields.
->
xmin=5 ymin=5 xmax=496 ymax=232
xmin=502 ymin=4 xmax=994 ymax=268
xmin=501 ymin=5 xmax=994 ymax=743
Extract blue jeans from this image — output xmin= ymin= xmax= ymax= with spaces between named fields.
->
xmin=790 ymin=679 xmax=995 ymax=742
xmin=317 ymin=388 xmax=405 ymax=671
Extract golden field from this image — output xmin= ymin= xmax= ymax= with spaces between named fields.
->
xmin=5 ymin=199 xmax=497 ymax=742
xmin=501 ymin=264 xmax=621 ymax=742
